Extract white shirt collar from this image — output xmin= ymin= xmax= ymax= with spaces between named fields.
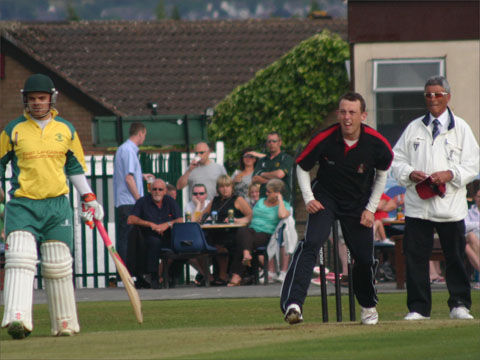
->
xmin=429 ymin=110 xmax=449 ymax=129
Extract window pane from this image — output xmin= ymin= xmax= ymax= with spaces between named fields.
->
xmin=376 ymin=92 xmax=426 ymax=146
xmin=376 ymin=62 xmax=441 ymax=90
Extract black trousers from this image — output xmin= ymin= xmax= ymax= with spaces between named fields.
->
xmin=115 ymin=205 xmax=134 ymax=262
xmin=126 ymin=226 xmax=147 ymax=278
xmin=403 ymin=217 xmax=471 ymax=316
xmin=281 ymin=194 xmax=377 ymax=313
xmin=145 ymin=230 xmax=171 ymax=274
xmin=230 ymin=227 xmax=270 ymax=276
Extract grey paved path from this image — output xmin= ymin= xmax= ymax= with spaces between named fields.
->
xmin=5 ymin=281 xmax=450 ymax=305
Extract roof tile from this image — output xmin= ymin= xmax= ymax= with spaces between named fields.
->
xmin=4 ymin=19 xmax=346 ymax=116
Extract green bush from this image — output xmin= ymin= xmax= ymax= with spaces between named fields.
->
xmin=209 ymin=29 xmax=350 ymax=169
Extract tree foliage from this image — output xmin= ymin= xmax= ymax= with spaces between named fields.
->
xmin=155 ymin=0 xmax=166 ymax=20
xmin=309 ymin=0 xmax=321 ymax=14
xmin=209 ymin=30 xmax=349 ymax=168
xmin=67 ymin=1 xmax=81 ymax=21
xmin=171 ymin=5 xmax=181 ymax=20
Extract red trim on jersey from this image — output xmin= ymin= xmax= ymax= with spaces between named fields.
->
xmin=363 ymin=125 xmax=394 ymax=167
xmin=363 ymin=125 xmax=393 ymax=152
xmin=296 ymin=124 xmax=340 ymax=163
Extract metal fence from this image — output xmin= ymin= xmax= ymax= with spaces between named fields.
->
xmin=56 ymin=152 xmax=183 ymax=289
xmin=1 ymin=143 xmax=228 ymax=289
xmin=1 ymin=149 xmax=224 ymax=289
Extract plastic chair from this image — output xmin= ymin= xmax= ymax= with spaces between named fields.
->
xmin=161 ymin=222 xmax=217 ymax=288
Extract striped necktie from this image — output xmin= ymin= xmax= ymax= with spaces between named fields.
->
xmin=432 ymin=119 xmax=440 ymax=140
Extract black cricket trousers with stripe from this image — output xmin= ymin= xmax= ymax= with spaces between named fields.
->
xmin=280 ymin=193 xmax=378 ymax=313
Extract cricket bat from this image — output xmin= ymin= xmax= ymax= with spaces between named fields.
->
xmin=93 ymin=219 xmax=143 ymax=324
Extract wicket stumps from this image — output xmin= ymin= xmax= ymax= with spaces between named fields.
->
xmin=318 ymin=222 xmax=356 ymax=322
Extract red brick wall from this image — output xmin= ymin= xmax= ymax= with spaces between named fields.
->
xmin=0 ymin=55 xmax=100 ymax=154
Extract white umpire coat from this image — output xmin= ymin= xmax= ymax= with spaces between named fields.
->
xmin=392 ymin=108 xmax=479 ymax=222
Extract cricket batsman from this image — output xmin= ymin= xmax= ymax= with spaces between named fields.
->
xmin=0 ymin=74 xmax=104 ymax=339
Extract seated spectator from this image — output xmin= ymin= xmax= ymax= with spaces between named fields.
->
xmin=199 ymin=175 xmax=252 ymax=285
xmin=465 ymin=181 xmax=480 ymax=289
xmin=228 ymin=179 xmax=291 ymax=286
xmin=247 ymin=183 xmax=260 ymax=208
xmin=127 ymin=178 xmax=183 ymax=289
xmin=231 ymin=148 xmax=265 ymax=199
xmin=166 ymin=183 xmax=177 ymax=200
xmin=184 ymin=184 xmax=211 ymax=285
xmin=374 ymin=193 xmax=397 ymax=245
xmin=187 ymin=184 xmax=210 ymax=221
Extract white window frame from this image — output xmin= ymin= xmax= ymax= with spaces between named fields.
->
xmin=373 ymin=58 xmax=445 ymax=92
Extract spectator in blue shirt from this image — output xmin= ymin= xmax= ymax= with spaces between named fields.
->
xmin=113 ymin=122 xmax=152 ymax=263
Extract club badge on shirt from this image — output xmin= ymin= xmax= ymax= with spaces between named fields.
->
xmin=357 ymin=164 xmax=365 ymax=173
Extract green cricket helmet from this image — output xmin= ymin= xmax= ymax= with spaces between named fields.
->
xmin=21 ymin=74 xmax=58 ymax=108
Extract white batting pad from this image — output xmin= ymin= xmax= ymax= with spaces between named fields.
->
xmin=1 ymin=231 xmax=38 ymax=331
xmin=41 ymin=241 xmax=80 ymax=336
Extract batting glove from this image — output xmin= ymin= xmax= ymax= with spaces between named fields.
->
xmin=81 ymin=193 xmax=104 ymax=227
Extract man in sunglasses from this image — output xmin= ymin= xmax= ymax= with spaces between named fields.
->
xmin=128 ymin=178 xmax=183 ymax=289
xmin=392 ymin=76 xmax=479 ymax=321
xmin=252 ymin=132 xmax=294 ymax=202
xmin=185 ymin=184 xmax=210 ymax=220
xmin=176 ymin=142 xmax=226 ymax=201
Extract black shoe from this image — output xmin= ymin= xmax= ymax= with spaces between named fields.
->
xmin=340 ymin=274 xmax=349 ymax=287
xmin=212 ymin=279 xmax=228 ymax=286
xmin=194 ymin=273 xmax=206 ymax=286
xmin=150 ymin=278 xmax=160 ymax=289
xmin=135 ymin=277 xmax=151 ymax=289
xmin=150 ymin=273 xmax=161 ymax=289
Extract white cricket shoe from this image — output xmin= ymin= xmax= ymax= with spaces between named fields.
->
xmin=380 ymin=238 xmax=395 ymax=246
xmin=258 ymin=271 xmax=277 ymax=284
xmin=361 ymin=307 xmax=378 ymax=325
xmin=450 ymin=306 xmax=474 ymax=320
xmin=276 ymin=271 xmax=287 ymax=283
xmin=404 ymin=312 xmax=430 ymax=320
xmin=284 ymin=303 xmax=303 ymax=325
xmin=58 ymin=329 xmax=75 ymax=336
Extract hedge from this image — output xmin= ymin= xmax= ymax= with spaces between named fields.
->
xmin=209 ymin=29 xmax=350 ymax=169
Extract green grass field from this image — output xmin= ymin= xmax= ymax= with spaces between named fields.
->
xmin=1 ymin=291 xmax=479 ymax=359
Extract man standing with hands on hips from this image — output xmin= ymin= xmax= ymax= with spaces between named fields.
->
xmin=281 ymin=92 xmax=393 ymax=326
xmin=392 ymin=76 xmax=479 ymax=321
xmin=252 ymin=132 xmax=294 ymax=202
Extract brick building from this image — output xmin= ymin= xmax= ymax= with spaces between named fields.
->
xmin=0 ymin=19 xmax=347 ymax=154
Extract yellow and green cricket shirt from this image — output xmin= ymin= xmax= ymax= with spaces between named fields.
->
xmin=0 ymin=109 xmax=87 ymax=200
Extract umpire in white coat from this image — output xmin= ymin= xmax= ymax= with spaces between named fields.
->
xmin=392 ymin=76 xmax=479 ymax=321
